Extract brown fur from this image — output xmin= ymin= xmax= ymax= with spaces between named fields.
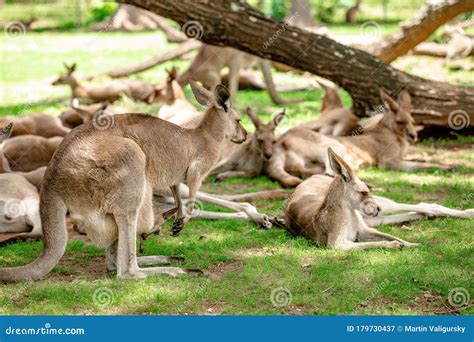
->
xmin=0 ymin=114 xmax=68 ymax=138
xmin=177 ymin=44 xmax=302 ymax=104
xmin=267 ymin=89 xmax=452 ymax=187
xmin=211 ymin=107 xmax=285 ymax=180
xmin=52 ymin=63 xmax=156 ymax=104
xmin=0 ymin=82 xmax=247 ymax=282
xmin=285 ymin=148 xmax=418 ymax=250
xmin=298 ymin=81 xmax=360 ymax=136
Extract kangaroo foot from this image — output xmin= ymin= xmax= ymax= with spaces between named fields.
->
xmin=137 ymin=255 xmax=185 ymax=266
xmin=171 ymin=217 xmax=185 ymax=236
xmin=140 ymin=266 xmax=205 ymax=278
xmin=270 ymin=216 xmax=286 ymax=229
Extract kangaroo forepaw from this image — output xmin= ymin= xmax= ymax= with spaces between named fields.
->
xmin=171 ymin=217 xmax=185 ymax=236
xmin=270 ymin=216 xmax=287 ymax=229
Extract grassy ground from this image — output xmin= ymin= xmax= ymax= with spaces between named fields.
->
xmin=0 ymin=21 xmax=473 ymax=315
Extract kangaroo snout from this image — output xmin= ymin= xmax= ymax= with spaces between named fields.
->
xmin=362 ymin=198 xmax=381 ymax=217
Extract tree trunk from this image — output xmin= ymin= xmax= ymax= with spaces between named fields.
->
xmin=370 ymin=0 xmax=474 ymax=63
xmin=288 ymin=0 xmax=317 ymax=28
xmin=120 ymin=0 xmax=474 ymax=128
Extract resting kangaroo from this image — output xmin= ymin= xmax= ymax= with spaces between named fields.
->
xmin=157 ymin=67 xmax=202 ymax=128
xmin=178 ymin=44 xmax=303 ymax=104
xmin=298 ymin=81 xmax=360 ymax=136
xmin=59 ymin=99 xmax=114 ymax=128
xmin=285 ymin=148 xmax=419 ymax=250
xmin=0 ymin=114 xmax=69 ymax=138
xmin=2 ymin=135 xmax=62 ymax=172
xmin=52 ymin=63 xmax=157 ymax=103
xmin=0 ymin=82 xmax=247 ymax=282
xmin=267 ymin=89 xmax=452 ymax=187
xmin=211 ymin=107 xmax=285 ymax=180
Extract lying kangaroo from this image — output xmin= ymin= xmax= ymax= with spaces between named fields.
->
xmin=2 ymin=135 xmax=62 ymax=172
xmin=0 ymin=82 xmax=247 ymax=282
xmin=0 ymin=124 xmax=44 ymax=238
xmin=297 ymin=80 xmax=360 ymax=136
xmin=285 ymin=148 xmax=419 ymax=250
xmin=178 ymin=44 xmax=303 ymax=104
xmin=211 ymin=107 xmax=285 ymax=180
xmin=52 ymin=63 xmax=157 ymax=103
xmin=59 ymin=99 xmax=114 ymax=128
xmin=157 ymin=67 xmax=203 ymax=128
xmin=267 ymin=89 xmax=452 ymax=187
xmin=0 ymin=114 xmax=69 ymax=138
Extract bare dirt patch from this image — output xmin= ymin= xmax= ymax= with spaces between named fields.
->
xmin=208 ymin=259 xmax=243 ymax=279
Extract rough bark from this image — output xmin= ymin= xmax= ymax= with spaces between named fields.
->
xmin=370 ymin=0 xmax=474 ymax=63
xmin=120 ymin=0 xmax=474 ymax=128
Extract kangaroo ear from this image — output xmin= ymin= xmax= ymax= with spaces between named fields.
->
xmin=380 ymin=89 xmax=400 ymax=113
xmin=397 ymin=90 xmax=411 ymax=112
xmin=0 ymin=122 xmax=13 ymax=143
xmin=271 ymin=109 xmax=286 ymax=129
xmin=328 ymin=147 xmax=352 ymax=182
xmin=246 ymin=107 xmax=262 ymax=129
xmin=190 ymin=80 xmax=213 ymax=106
xmin=214 ymin=84 xmax=230 ymax=112
xmin=70 ymin=63 xmax=77 ymax=72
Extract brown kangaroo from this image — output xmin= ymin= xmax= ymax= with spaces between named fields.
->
xmin=285 ymin=148 xmax=419 ymax=250
xmin=0 ymin=82 xmax=247 ymax=282
xmin=52 ymin=63 xmax=157 ymax=103
xmin=0 ymin=114 xmax=69 ymax=138
xmin=298 ymin=80 xmax=360 ymax=136
xmin=177 ymin=44 xmax=303 ymax=104
xmin=157 ymin=67 xmax=202 ymax=128
xmin=2 ymin=135 xmax=62 ymax=172
xmin=211 ymin=107 xmax=285 ymax=180
xmin=267 ymin=89 xmax=452 ymax=187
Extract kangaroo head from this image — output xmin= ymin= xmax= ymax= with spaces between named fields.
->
xmin=246 ymin=107 xmax=285 ymax=161
xmin=317 ymin=80 xmax=343 ymax=112
xmin=52 ymin=62 xmax=77 ymax=86
xmin=0 ymin=122 xmax=13 ymax=144
xmin=379 ymin=89 xmax=417 ymax=143
xmin=190 ymin=81 xmax=247 ymax=144
xmin=328 ymin=148 xmax=380 ymax=217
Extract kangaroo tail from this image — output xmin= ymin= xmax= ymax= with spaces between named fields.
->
xmin=215 ymin=189 xmax=289 ymax=202
xmin=0 ymin=190 xmax=67 ymax=283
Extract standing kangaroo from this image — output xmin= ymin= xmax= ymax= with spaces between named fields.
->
xmin=285 ymin=148 xmax=419 ymax=250
xmin=211 ymin=107 xmax=285 ymax=180
xmin=267 ymin=89 xmax=452 ymax=187
xmin=52 ymin=63 xmax=157 ymax=104
xmin=178 ymin=44 xmax=303 ymax=104
xmin=0 ymin=82 xmax=247 ymax=282
xmin=297 ymin=81 xmax=360 ymax=136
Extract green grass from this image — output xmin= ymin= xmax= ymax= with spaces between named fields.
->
xmin=0 ymin=22 xmax=473 ymax=315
